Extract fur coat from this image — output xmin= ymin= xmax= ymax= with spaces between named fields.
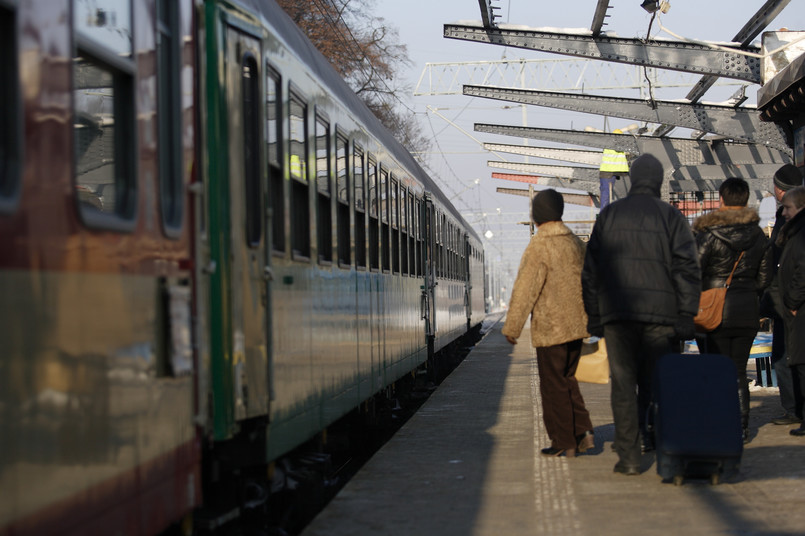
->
xmin=502 ymin=221 xmax=589 ymax=348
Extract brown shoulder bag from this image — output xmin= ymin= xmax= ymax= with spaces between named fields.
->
xmin=693 ymin=251 xmax=744 ymax=332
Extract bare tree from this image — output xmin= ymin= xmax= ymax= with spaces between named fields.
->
xmin=277 ymin=0 xmax=431 ymax=157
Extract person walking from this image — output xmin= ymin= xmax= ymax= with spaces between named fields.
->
xmin=776 ymin=186 xmax=805 ymax=437
xmin=502 ymin=189 xmax=595 ymax=458
xmin=598 ymin=130 xmax=630 ymax=208
xmin=582 ymin=153 xmax=701 ymax=475
xmin=763 ymin=164 xmax=803 ymax=426
xmin=691 ymin=178 xmax=772 ymax=442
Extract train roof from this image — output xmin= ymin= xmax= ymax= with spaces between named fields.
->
xmin=239 ymin=0 xmax=481 ymax=243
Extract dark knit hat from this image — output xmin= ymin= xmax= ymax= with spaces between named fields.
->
xmin=532 ymin=189 xmax=564 ymax=224
xmin=629 ymin=153 xmax=663 ymax=182
xmin=628 ymin=153 xmax=664 ymax=196
xmin=774 ymin=163 xmax=802 ymax=192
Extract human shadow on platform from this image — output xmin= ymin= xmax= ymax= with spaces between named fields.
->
xmin=423 ymin=327 xmax=516 ymax=535
xmin=639 ymin=393 xmax=805 ymax=536
xmin=680 ymin=447 xmax=805 ymax=536
xmin=306 ymin=324 xmax=516 ymax=536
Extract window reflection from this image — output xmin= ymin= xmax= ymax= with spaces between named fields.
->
xmin=73 ymin=58 xmax=119 ymax=214
xmin=74 ymin=0 xmax=132 ymax=57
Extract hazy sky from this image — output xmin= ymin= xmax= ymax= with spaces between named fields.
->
xmin=373 ymin=0 xmax=805 ymax=289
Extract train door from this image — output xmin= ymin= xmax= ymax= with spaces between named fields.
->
xmin=423 ymin=195 xmax=436 ymax=356
xmin=463 ymin=234 xmax=472 ymax=331
xmin=224 ymin=26 xmax=270 ymax=421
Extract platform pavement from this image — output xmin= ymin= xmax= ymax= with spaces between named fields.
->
xmin=301 ymin=316 xmax=805 ymax=536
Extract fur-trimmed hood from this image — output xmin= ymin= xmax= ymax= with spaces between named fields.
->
xmin=692 ymin=207 xmax=760 ymax=232
xmin=692 ymin=207 xmax=762 ymax=252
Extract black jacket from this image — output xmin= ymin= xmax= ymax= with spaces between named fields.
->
xmin=777 ymin=207 xmax=805 ymax=365
xmin=582 ymin=174 xmax=701 ymax=329
xmin=692 ymin=207 xmax=772 ymax=329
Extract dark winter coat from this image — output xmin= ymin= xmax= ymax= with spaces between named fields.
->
xmin=582 ymin=171 xmax=701 ymax=329
xmin=692 ymin=207 xmax=772 ymax=329
xmin=759 ymin=206 xmax=786 ymax=319
xmin=777 ymin=207 xmax=805 ymax=365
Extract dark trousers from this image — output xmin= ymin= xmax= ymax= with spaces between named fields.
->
xmin=771 ymin=317 xmax=798 ymax=415
xmin=604 ymin=322 xmax=677 ymax=466
xmin=794 ymin=364 xmax=805 ymax=419
xmin=536 ymin=339 xmax=593 ymax=450
xmin=783 ymin=315 xmax=805 ymax=419
xmin=706 ymin=327 xmax=757 ymax=430
xmin=600 ymin=176 xmax=616 ymax=208
xmin=770 ymin=283 xmax=802 ymax=416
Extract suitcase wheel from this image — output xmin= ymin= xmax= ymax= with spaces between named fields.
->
xmin=673 ymin=475 xmax=684 ymax=486
xmin=710 ymin=474 xmax=720 ymax=485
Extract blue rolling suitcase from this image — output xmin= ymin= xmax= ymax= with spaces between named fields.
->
xmin=651 ymin=353 xmax=743 ymax=485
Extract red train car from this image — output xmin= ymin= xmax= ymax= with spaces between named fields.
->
xmin=0 ymin=1 xmax=200 ymax=534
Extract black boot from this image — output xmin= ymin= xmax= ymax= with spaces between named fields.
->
xmin=737 ymin=382 xmax=750 ymax=443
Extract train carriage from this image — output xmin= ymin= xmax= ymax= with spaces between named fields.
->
xmin=198 ymin=0 xmax=485 ymax=469
xmin=1 ymin=0 xmax=485 ymax=533
xmin=0 ymin=0 xmax=200 ymax=535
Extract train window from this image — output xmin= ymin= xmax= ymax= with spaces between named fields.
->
xmin=0 ymin=3 xmax=21 ymax=214
xmin=390 ymin=178 xmax=398 ymax=229
xmin=415 ymin=197 xmax=422 ymax=277
xmin=289 ymin=91 xmax=310 ymax=259
xmin=336 ymin=133 xmax=350 ymax=267
xmin=367 ymin=158 xmax=377 ymax=218
xmin=455 ymin=227 xmax=461 ymax=279
xmin=367 ymin=157 xmax=378 ymax=270
xmin=73 ymin=0 xmax=137 ymax=231
xmin=156 ymin=0 xmax=183 ymax=237
xmin=391 ymin=178 xmax=399 ymax=274
xmin=453 ymin=229 xmax=458 ymax=279
xmin=400 ymin=186 xmax=407 ymax=234
xmin=451 ymin=225 xmax=456 ymax=279
xmin=353 ymin=146 xmax=366 ymax=269
xmin=400 ymin=187 xmax=409 ymax=276
xmin=440 ymin=214 xmax=446 ymax=278
xmin=444 ymin=221 xmax=450 ymax=279
xmin=315 ymin=114 xmax=332 ymax=264
xmin=379 ymin=168 xmax=389 ymax=225
xmin=380 ymin=168 xmax=389 ymax=271
xmin=266 ymin=66 xmax=284 ymax=253
xmin=242 ymin=55 xmax=261 ymax=247
xmin=407 ymin=193 xmax=416 ymax=276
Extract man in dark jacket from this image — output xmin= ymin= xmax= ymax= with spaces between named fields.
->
xmin=764 ymin=164 xmax=803 ymax=425
xmin=582 ymin=153 xmax=701 ymax=475
xmin=777 ymin=186 xmax=805 ymax=436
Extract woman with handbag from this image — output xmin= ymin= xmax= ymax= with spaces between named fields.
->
xmin=692 ymin=178 xmax=773 ymax=442
xmin=502 ymin=189 xmax=594 ymax=457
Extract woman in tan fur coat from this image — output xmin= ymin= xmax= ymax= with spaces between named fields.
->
xmin=502 ymin=189 xmax=594 ymax=457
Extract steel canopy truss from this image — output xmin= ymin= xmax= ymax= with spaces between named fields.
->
xmin=465 ymin=85 xmax=792 ymax=152
xmin=686 ymin=0 xmax=791 ymax=102
xmin=443 ymin=24 xmax=762 ymax=84
xmin=488 ymin=160 xmax=599 ymax=182
xmin=497 ymin=186 xmax=598 ymax=208
xmin=476 ymin=123 xmax=789 ymax=191
xmin=414 ymin=59 xmax=745 ymax=97
xmin=590 ymin=0 xmax=612 ymax=37
xmin=476 ymin=0 xmax=499 ymax=28
xmin=491 ymin=172 xmax=599 ymax=197
xmin=483 ymin=143 xmax=603 ymax=166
